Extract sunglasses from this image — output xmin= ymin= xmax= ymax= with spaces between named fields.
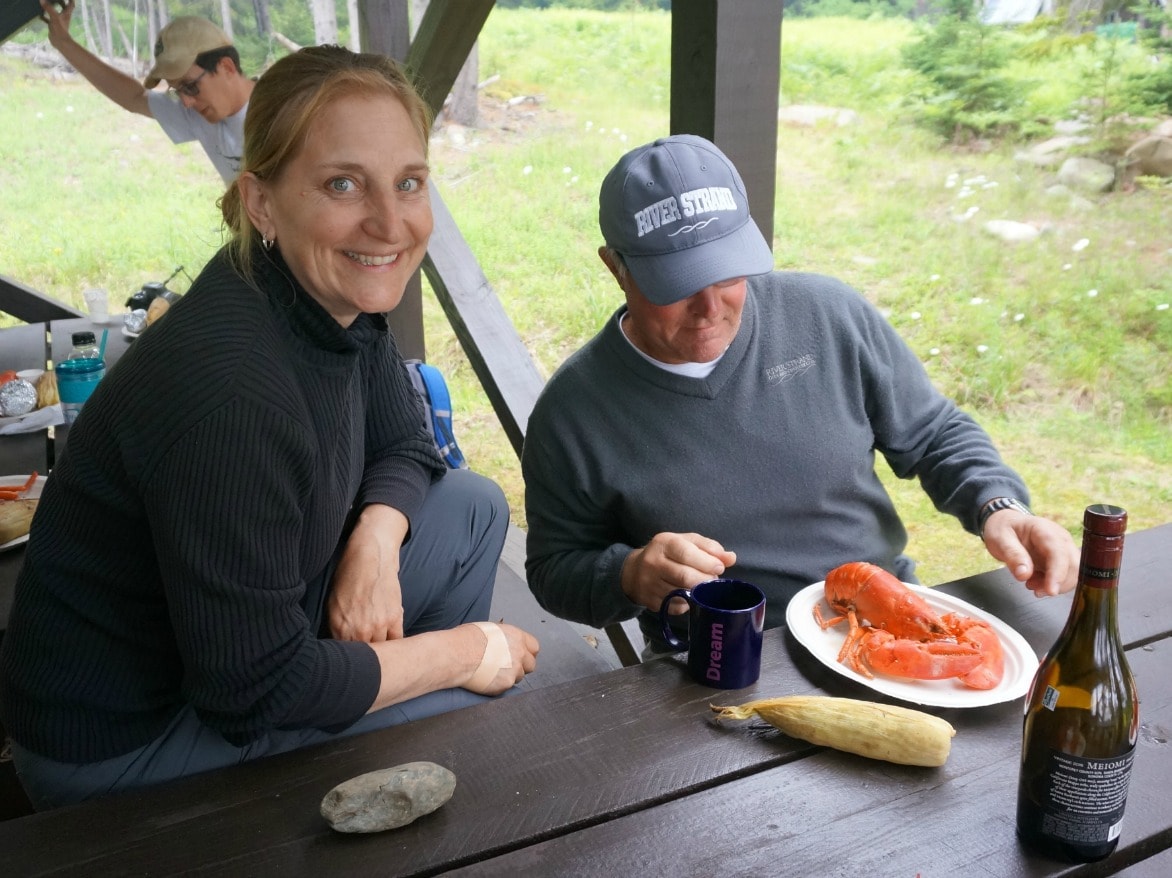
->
xmin=169 ymin=69 xmax=209 ymax=99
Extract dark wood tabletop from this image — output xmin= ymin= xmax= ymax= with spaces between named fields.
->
xmin=0 ymin=507 xmax=1168 ymax=876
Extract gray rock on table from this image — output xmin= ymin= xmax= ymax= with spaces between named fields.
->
xmin=320 ymin=761 xmax=457 ymax=833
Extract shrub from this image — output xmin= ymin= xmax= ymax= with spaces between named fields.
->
xmin=901 ymin=0 xmax=1030 ymax=142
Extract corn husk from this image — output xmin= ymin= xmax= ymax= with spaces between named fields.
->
xmin=711 ymin=695 xmax=955 ymax=767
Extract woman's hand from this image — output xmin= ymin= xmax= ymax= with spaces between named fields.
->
xmin=461 ymin=622 xmax=541 ymax=695
xmin=328 ymin=504 xmax=409 ymax=642
xmin=365 ymin=623 xmax=541 ymax=713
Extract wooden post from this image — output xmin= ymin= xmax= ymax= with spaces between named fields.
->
xmin=670 ymin=0 xmax=783 ymax=247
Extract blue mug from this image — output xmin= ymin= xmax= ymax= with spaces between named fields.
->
xmin=658 ymin=579 xmax=766 ymax=689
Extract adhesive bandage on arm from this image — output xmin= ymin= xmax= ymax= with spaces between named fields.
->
xmin=465 ymin=621 xmax=512 ymax=692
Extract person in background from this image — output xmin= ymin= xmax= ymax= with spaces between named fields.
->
xmin=522 ymin=134 xmax=1080 ymax=656
xmin=0 ymin=45 xmax=539 ymax=810
xmin=40 ymin=2 xmax=253 ymax=184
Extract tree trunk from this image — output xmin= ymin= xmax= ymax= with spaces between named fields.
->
xmin=154 ymin=0 xmax=170 ymax=37
xmin=347 ymin=0 xmax=360 ymax=51
xmin=311 ymin=0 xmax=338 ymax=45
xmin=98 ymin=0 xmax=114 ymax=57
xmin=78 ymin=0 xmax=97 ymax=55
xmin=252 ymin=0 xmax=272 ymax=36
xmin=219 ymin=0 xmax=234 ymax=41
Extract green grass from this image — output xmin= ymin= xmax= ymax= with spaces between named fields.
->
xmin=2 ymin=11 xmax=1170 ymax=586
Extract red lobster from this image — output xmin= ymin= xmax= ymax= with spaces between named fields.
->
xmin=812 ymin=562 xmax=1004 ymax=690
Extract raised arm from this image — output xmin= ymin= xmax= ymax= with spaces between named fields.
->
xmin=41 ymin=0 xmax=151 ymax=117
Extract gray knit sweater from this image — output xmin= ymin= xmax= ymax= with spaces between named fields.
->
xmin=522 ymin=271 xmax=1028 ymax=640
xmin=0 ymin=246 xmax=445 ymax=763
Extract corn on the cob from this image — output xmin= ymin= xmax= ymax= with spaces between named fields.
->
xmin=35 ymin=370 xmax=59 ymax=408
xmin=711 ymin=695 xmax=955 ymax=767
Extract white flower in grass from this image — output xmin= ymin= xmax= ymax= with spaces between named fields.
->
xmin=1157 ymin=303 xmax=1169 ymax=311
xmin=970 ymin=297 xmax=985 ymax=305
xmin=911 ymin=311 xmax=922 ymax=320
xmin=946 ymin=173 xmax=959 ymax=188
xmin=1062 ymin=263 xmax=1073 ymax=271
xmin=964 ymin=176 xmax=987 ymax=186
xmin=522 ymin=165 xmax=533 ymax=175
xmin=929 ymin=347 xmax=941 ymax=356
xmin=1014 ymin=313 xmax=1025 ymax=322
xmin=982 ymin=181 xmax=999 ymax=189
xmin=562 ymin=167 xmax=572 ymax=174
xmin=585 ymin=120 xmax=594 ymax=130
xmin=977 ymin=344 xmax=989 ymax=354
xmin=1086 ymin=289 xmax=1098 ymax=297
xmin=619 ymin=133 xmax=628 ymax=143
xmin=1072 ymin=238 xmax=1090 ymax=251
xmin=930 ymin=274 xmax=941 ymax=282
xmin=958 ymin=187 xmax=974 ymax=198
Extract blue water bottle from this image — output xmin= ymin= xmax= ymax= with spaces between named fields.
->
xmin=56 ymin=331 xmax=105 ymax=425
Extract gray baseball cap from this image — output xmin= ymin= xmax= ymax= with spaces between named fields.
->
xmin=598 ymin=134 xmax=774 ymax=305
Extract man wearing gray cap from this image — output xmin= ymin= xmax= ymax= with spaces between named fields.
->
xmin=40 ymin=2 xmax=253 ymax=184
xmin=522 ymin=134 xmax=1079 ymax=656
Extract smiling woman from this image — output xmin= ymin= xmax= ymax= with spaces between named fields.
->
xmin=0 ymin=45 xmax=539 ymax=812
xmin=235 ymin=93 xmax=434 ymax=325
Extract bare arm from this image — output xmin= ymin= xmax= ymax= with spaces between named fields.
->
xmin=365 ymin=622 xmax=539 ymax=712
xmin=41 ymin=0 xmax=151 ymax=117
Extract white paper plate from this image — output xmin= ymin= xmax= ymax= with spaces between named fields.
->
xmin=786 ymin=580 xmax=1038 ymax=708
xmin=0 ymin=474 xmax=46 ymax=551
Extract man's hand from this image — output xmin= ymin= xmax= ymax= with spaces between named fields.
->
xmin=328 ymin=505 xmax=409 ymax=642
xmin=40 ymin=1 xmax=75 ymax=50
xmin=982 ymin=511 xmax=1079 ymax=597
xmin=621 ymin=532 xmax=737 ymax=613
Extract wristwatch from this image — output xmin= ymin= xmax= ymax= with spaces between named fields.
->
xmin=978 ymin=497 xmax=1033 ymax=537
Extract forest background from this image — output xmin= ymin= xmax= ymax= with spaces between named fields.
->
xmin=2 ymin=0 xmax=1170 ymax=585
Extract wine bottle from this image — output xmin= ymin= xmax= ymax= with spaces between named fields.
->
xmin=1015 ymin=504 xmax=1138 ymax=862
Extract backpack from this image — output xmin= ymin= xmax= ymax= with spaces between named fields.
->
xmin=404 ymin=359 xmax=468 ymax=470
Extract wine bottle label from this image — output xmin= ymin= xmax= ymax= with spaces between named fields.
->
xmin=1035 ymin=748 xmax=1134 ymax=845
xmin=1041 ymin=685 xmax=1059 ymax=711
xmin=1079 ymin=563 xmax=1121 ymax=586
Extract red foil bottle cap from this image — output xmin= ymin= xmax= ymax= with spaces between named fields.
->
xmin=1084 ymin=504 xmax=1127 ymax=536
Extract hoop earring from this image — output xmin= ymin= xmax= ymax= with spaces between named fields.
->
xmin=261 ymin=234 xmax=274 ymax=252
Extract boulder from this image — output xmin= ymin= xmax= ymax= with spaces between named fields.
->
xmin=778 ymin=105 xmax=859 ymax=127
xmin=1123 ymin=135 xmax=1172 ymax=177
xmin=1057 ymin=157 xmax=1116 ymax=193
xmin=983 ymin=220 xmax=1043 ymax=243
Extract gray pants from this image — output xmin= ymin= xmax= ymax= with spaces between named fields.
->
xmin=13 ymin=469 xmax=509 ymax=810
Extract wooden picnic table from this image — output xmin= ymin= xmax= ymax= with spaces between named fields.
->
xmin=0 ymin=485 xmax=1168 ymax=875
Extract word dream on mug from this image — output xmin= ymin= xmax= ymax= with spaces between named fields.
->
xmin=706 ymin=622 xmax=727 ymax=683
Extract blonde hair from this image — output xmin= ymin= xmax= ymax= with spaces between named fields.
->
xmin=220 ymin=45 xmax=433 ymax=278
